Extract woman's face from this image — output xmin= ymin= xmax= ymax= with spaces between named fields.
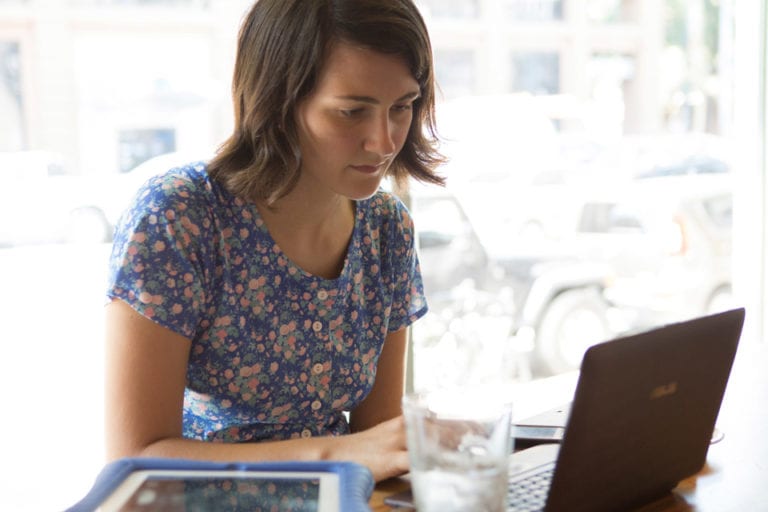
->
xmin=294 ymin=41 xmax=420 ymax=201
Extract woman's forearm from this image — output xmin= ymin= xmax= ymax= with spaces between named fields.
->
xmin=129 ymin=434 xmax=335 ymax=465
xmin=119 ymin=416 xmax=408 ymax=482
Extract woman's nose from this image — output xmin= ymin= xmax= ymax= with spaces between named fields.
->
xmin=364 ymin=114 xmax=397 ymax=157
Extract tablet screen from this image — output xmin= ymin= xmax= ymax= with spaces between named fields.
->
xmin=98 ymin=470 xmax=339 ymax=512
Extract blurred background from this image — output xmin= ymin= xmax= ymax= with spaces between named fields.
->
xmin=1 ymin=1 xmax=766 ymax=510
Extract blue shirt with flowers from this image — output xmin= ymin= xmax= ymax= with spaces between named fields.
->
xmin=106 ymin=162 xmax=427 ymax=442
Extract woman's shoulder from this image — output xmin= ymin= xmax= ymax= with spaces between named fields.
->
xmin=357 ymin=187 xmax=417 ymax=243
xmin=363 ymin=187 xmax=411 ymax=219
xmin=130 ymin=160 xmax=220 ymax=209
xmin=116 ymin=160 xmax=224 ymax=233
xmin=142 ymin=160 xmax=210 ymax=193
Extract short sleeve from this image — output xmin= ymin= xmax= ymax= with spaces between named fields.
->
xmin=383 ymin=195 xmax=428 ymax=333
xmin=106 ymin=169 xmax=214 ymax=339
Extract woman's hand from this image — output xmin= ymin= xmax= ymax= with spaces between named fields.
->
xmin=333 ymin=415 xmax=410 ymax=482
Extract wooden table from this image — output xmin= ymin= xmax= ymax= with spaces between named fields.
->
xmin=370 ymin=342 xmax=768 ymax=511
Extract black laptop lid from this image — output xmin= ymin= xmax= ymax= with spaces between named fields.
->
xmin=545 ymin=308 xmax=745 ymax=512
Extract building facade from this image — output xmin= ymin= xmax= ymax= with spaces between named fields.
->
xmin=0 ymin=0 xmax=673 ymax=176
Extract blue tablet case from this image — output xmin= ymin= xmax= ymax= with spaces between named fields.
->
xmin=66 ymin=458 xmax=375 ymax=512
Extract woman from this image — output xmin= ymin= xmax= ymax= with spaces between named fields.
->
xmin=104 ymin=0 xmax=444 ymax=483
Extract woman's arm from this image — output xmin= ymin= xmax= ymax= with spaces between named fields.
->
xmin=349 ymin=328 xmax=408 ymax=432
xmin=344 ymin=328 xmax=410 ymax=479
xmin=104 ymin=299 xmax=409 ymax=482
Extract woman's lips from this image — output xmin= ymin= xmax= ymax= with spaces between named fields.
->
xmin=350 ymin=163 xmax=385 ymax=174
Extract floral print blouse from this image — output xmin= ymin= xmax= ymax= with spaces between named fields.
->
xmin=106 ymin=162 xmax=427 ymax=443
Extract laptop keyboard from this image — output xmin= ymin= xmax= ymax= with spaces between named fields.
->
xmin=507 ymin=467 xmax=553 ymax=512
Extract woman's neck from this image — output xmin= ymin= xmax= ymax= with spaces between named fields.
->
xmin=255 ymin=189 xmax=356 ymax=280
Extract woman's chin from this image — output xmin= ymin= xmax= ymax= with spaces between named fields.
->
xmin=343 ymin=177 xmax=387 ymax=201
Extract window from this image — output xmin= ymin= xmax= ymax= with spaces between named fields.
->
xmin=409 ymin=0 xmax=748 ymax=391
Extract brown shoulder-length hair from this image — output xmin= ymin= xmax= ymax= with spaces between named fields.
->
xmin=207 ymin=0 xmax=446 ymax=204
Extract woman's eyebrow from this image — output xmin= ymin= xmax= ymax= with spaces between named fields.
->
xmin=335 ymin=91 xmax=421 ymax=104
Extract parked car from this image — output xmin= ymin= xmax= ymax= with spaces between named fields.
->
xmin=635 ymin=155 xmax=729 ymax=179
xmin=570 ymin=173 xmax=734 ymax=331
xmin=404 ymin=182 xmax=616 ymax=378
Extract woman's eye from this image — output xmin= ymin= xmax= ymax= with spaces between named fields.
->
xmin=340 ymin=108 xmax=364 ymax=117
xmin=392 ymin=103 xmax=413 ymax=113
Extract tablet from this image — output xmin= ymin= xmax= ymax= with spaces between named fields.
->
xmin=66 ymin=458 xmax=374 ymax=512
xmin=101 ymin=468 xmax=338 ymax=511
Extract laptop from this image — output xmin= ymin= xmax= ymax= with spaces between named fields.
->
xmin=512 ymin=403 xmax=570 ymax=448
xmin=386 ymin=308 xmax=745 ymax=512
